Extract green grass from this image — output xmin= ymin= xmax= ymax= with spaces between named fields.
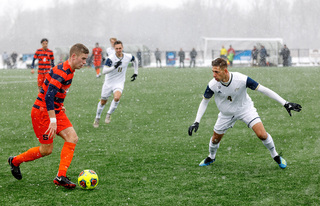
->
xmin=0 ymin=66 xmax=319 ymax=205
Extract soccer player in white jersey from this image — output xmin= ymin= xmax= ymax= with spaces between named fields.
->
xmin=93 ymin=40 xmax=138 ymax=127
xmin=188 ymin=58 xmax=301 ymax=168
xmin=106 ymin=37 xmax=116 ymax=57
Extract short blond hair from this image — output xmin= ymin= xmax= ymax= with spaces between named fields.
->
xmin=69 ymin=43 xmax=89 ymax=57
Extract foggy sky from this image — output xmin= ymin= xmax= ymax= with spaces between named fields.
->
xmin=0 ymin=0 xmax=319 ymax=54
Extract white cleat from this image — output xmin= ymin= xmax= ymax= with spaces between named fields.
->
xmin=93 ymin=118 xmax=100 ymax=128
xmin=105 ymin=114 xmax=111 ymax=124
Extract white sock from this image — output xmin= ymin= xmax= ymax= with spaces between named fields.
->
xmin=262 ymin=133 xmax=278 ymax=158
xmin=107 ymin=100 xmax=119 ymax=114
xmin=209 ymin=137 xmax=220 ymax=160
xmin=96 ymin=102 xmax=105 ymax=119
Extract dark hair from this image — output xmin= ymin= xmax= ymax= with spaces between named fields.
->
xmin=69 ymin=43 xmax=89 ymax=57
xmin=41 ymin=38 xmax=48 ymax=43
xmin=212 ymin=58 xmax=228 ymax=69
xmin=114 ymin=40 xmax=123 ymax=46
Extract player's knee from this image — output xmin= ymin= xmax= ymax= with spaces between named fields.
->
xmin=69 ymin=135 xmax=79 ymax=144
xmin=100 ymin=99 xmax=107 ymax=105
xmin=114 ymin=97 xmax=120 ymax=102
xmin=257 ymin=132 xmax=268 ymax=140
xmin=40 ymin=146 xmax=53 ymax=156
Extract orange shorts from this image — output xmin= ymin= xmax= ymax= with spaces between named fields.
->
xmin=31 ymin=107 xmax=73 ymax=144
xmin=94 ymin=61 xmax=101 ymax=67
xmin=37 ymin=74 xmax=46 ymax=88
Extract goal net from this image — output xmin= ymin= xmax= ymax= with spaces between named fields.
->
xmin=201 ymin=37 xmax=283 ymax=66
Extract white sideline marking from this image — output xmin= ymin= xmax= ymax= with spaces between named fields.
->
xmin=0 ymin=80 xmax=36 ymax=84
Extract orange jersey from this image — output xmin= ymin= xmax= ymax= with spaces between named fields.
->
xmin=33 ymin=60 xmax=74 ymax=114
xmin=92 ymin=47 xmax=102 ymax=61
xmin=33 ymin=48 xmax=55 ymax=74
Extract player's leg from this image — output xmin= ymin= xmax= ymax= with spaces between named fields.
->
xmin=251 ymin=122 xmax=286 ymax=168
xmin=106 ymin=90 xmax=122 ymax=124
xmin=54 ymin=125 xmax=78 ymax=189
xmin=94 ymin=83 xmax=112 ymax=128
xmin=8 ymin=108 xmax=53 ymax=180
xmin=199 ymin=114 xmax=235 ymax=166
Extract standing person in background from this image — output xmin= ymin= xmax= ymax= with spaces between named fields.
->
xmin=189 ymin=48 xmax=197 ymax=67
xmin=8 ymin=43 xmax=89 ymax=189
xmin=11 ymin=52 xmax=18 ymax=68
xmin=178 ymin=48 xmax=185 ymax=68
xmin=227 ymin=45 xmax=235 ymax=67
xmin=106 ymin=37 xmax=117 ymax=57
xmin=92 ymin=42 xmax=103 ymax=78
xmin=2 ymin=51 xmax=10 ymax=69
xmin=280 ymin=44 xmax=291 ymax=67
xmin=188 ymin=57 xmax=301 ymax=169
xmin=93 ymin=40 xmax=139 ymax=128
xmin=155 ymin=48 xmax=162 ymax=68
xmin=259 ymin=45 xmax=269 ymax=67
xmin=220 ymin=45 xmax=227 ymax=60
xmin=251 ymin=46 xmax=259 ymax=66
xmin=31 ymin=38 xmax=55 ymax=91
xmin=137 ymin=49 xmax=142 ymax=68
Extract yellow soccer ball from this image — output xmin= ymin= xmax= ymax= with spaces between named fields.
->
xmin=78 ymin=170 xmax=99 ymax=190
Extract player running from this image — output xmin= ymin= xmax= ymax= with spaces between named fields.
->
xmin=8 ymin=43 xmax=89 ymax=189
xmin=31 ymin=38 xmax=55 ymax=92
xmin=188 ymin=58 xmax=301 ymax=168
xmin=92 ymin=42 xmax=103 ymax=78
xmin=106 ymin=37 xmax=117 ymax=57
xmin=93 ymin=40 xmax=138 ymax=128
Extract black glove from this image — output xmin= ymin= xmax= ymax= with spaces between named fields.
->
xmin=284 ymin=102 xmax=302 ymax=116
xmin=188 ymin=122 xmax=199 ymax=136
xmin=114 ymin=61 xmax=122 ymax=69
xmin=131 ymin=74 xmax=138 ymax=81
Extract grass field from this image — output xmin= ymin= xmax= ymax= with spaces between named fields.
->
xmin=0 ymin=66 xmax=319 ymax=205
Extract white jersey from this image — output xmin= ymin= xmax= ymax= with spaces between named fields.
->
xmin=104 ymin=52 xmax=136 ymax=84
xmin=205 ymin=72 xmax=259 ymax=116
xmin=106 ymin=47 xmax=115 ymax=57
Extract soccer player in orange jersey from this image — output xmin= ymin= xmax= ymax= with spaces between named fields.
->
xmin=31 ymin=38 xmax=55 ymax=92
xmin=8 ymin=43 xmax=89 ymax=189
xmin=92 ymin=42 xmax=103 ymax=78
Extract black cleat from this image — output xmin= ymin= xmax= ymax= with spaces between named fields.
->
xmin=53 ymin=176 xmax=76 ymax=189
xmin=8 ymin=156 xmax=22 ymax=180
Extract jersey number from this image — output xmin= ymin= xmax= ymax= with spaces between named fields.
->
xmin=118 ymin=67 xmax=122 ymax=72
xmin=227 ymin=96 xmax=232 ymax=102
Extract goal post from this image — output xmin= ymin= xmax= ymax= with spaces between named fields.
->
xmin=201 ymin=37 xmax=283 ymax=66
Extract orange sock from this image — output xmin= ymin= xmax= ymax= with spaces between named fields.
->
xmin=96 ymin=68 xmax=100 ymax=75
xmin=57 ymin=142 xmax=76 ymax=177
xmin=12 ymin=146 xmax=42 ymax=166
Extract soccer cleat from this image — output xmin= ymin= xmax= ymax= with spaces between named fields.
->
xmin=199 ymin=157 xmax=215 ymax=166
xmin=274 ymin=155 xmax=287 ymax=169
xmin=105 ymin=113 xmax=111 ymax=124
xmin=93 ymin=118 xmax=100 ymax=128
xmin=8 ymin=156 xmax=22 ymax=180
xmin=53 ymin=176 xmax=76 ymax=189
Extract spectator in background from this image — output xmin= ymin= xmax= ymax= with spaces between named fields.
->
xmin=155 ymin=48 xmax=162 ymax=68
xmin=2 ymin=51 xmax=11 ymax=69
xmin=227 ymin=45 xmax=235 ymax=67
xmin=11 ymin=52 xmax=18 ymax=68
xmin=137 ymin=49 xmax=142 ymax=67
xmin=259 ymin=45 xmax=269 ymax=66
xmin=280 ymin=44 xmax=290 ymax=67
xmin=220 ymin=45 xmax=227 ymax=60
xmin=251 ymin=46 xmax=259 ymax=66
xmin=189 ymin=48 xmax=197 ymax=67
xmin=178 ymin=48 xmax=185 ymax=68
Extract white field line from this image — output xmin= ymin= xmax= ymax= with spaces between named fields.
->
xmin=0 ymin=80 xmax=36 ymax=84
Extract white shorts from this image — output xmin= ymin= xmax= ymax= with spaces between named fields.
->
xmin=213 ymin=108 xmax=261 ymax=134
xmin=100 ymin=81 xmax=124 ymax=100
